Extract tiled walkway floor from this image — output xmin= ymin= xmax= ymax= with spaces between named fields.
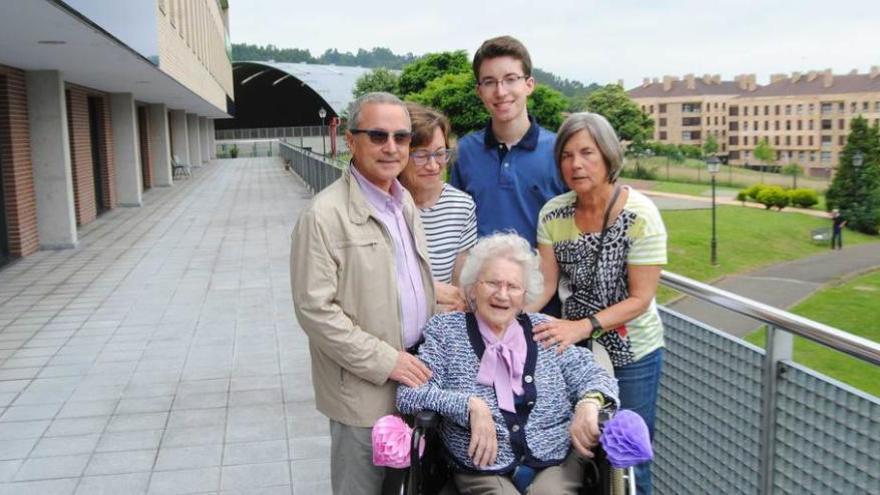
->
xmin=0 ymin=158 xmax=329 ymax=494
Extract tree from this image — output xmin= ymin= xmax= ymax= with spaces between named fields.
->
xmin=702 ymin=134 xmax=719 ymax=157
xmin=398 ymin=51 xmax=470 ymax=96
xmin=826 ymin=116 xmax=880 ymax=234
xmin=583 ymin=85 xmax=654 ymax=148
xmin=753 ymin=138 xmax=776 ymax=166
xmin=527 ymin=85 xmax=567 ymax=131
xmin=781 ymin=163 xmax=803 ymax=189
xmin=408 ymin=73 xmax=489 ymax=136
xmin=352 ymin=68 xmax=400 ymax=98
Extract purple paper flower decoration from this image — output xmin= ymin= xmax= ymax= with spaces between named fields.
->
xmin=600 ymin=410 xmax=653 ymax=469
xmin=372 ymin=415 xmax=425 ymax=468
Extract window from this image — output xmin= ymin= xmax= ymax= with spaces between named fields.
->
xmin=797 ymin=136 xmax=802 ymax=146
xmin=714 ymin=102 xmax=719 ymax=110
xmin=723 ymin=116 xmax=726 ymax=125
xmin=876 ymin=102 xmax=880 ymax=112
xmin=839 ymin=136 xmax=846 ymax=146
xmin=785 ymin=136 xmax=791 ymax=145
xmin=809 ymin=136 xmax=814 ymax=146
xmin=821 ymin=102 xmax=833 ymax=114
xmin=681 ymin=131 xmax=701 ymax=140
xmin=808 ymin=120 xmax=814 ymax=130
xmin=863 ymin=102 xmax=869 ymax=111
xmin=659 ymin=131 xmax=667 ymax=140
xmin=821 ymin=119 xmax=832 ymax=130
xmin=745 ymin=150 xmax=751 ymax=159
xmin=764 ymin=121 xmax=769 ymax=131
xmin=810 ymin=151 xmax=816 ymax=162
xmin=798 ymin=151 xmax=805 ymax=161
xmin=797 ymin=120 xmax=802 ymax=130
xmin=774 ymin=136 xmax=780 ymax=146
xmin=754 ymin=106 xmax=759 ymax=115
xmin=851 ymin=102 xmax=857 ymax=113
xmin=649 ymin=105 xmax=654 ymax=113
xmin=786 ymin=120 xmax=792 ymax=131
xmin=659 ymin=118 xmax=667 ymax=127
xmin=764 ymin=105 xmax=770 ymax=115
xmin=785 ymin=105 xmax=792 ymax=115
xmin=682 ymin=117 xmax=701 ymax=126
xmin=705 ymin=117 xmax=711 ymax=126
xmin=729 ymin=105 xmax=738 ymax=116
xmin=729 ymin=136 xmax=739 ymax=145
xmin=838 ymin=102 xmax=844 ymax=113
xmin=714 ymin=116 xmax=719 ymax=125
xmin=775 ymin=121 xmax=780 ymax=131
xmin=839 ymin=119 xmax=845 ymax=130
xmin=729 ymin=121 xmax=739 ymax=131
xmin=797 ymin=104 xmax=804 ymax=115
xmin=821 ymin=151 xmax=832 ymax=163
xmin=722 ymin=103 xmax=727 ymax=110
xmin=808 ymin=104 xmax=815 ymax=113
xmin=682 ymin=102 xmax=701 ymax=113
xmin=775 ymin=105 xmax=781 ymax=115
xmin=659 ymin=104 xmax=667 ymax=113
xmin=743 ymin=121 xmax=749 ymax=131
xmin=743 ymin=106 xmax=749 ymax=116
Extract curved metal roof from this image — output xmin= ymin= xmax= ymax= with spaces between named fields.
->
xmin=235 ymin=61 xmax=374 ymax=117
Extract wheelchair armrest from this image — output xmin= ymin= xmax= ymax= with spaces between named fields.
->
xmin=414 ymin=410 xmax=441 ymax=431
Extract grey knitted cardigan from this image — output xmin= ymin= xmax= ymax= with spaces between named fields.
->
xmin=396 ymin=311 xmax=618 ymax=474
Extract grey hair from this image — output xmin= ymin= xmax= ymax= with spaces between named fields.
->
xmin=554 ymin=112 xmax=624 ymax=183
xmin=459 ymin=233 xmax=544 ymax=308
xmin=347 ymin=92 xmax=409 ymax=130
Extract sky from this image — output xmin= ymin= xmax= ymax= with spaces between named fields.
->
xmin=229 ymin=0 xmax=880 ymax=88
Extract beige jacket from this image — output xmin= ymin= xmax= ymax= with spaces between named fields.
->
xmin=290 ymin=169 xmax=436 ymax=427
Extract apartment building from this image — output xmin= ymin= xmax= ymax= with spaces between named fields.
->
xmin=629 ymin=67 xmax=880 ymax=177
xmin=0 ymin=0 xmax=233 ymax=266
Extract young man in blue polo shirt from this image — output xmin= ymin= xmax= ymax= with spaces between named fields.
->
xmin=450 ymin=35 xmax=566 ymax=248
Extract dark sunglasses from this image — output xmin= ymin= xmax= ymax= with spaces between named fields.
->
xmin=349 ymin=128 xmax=413 ymax=146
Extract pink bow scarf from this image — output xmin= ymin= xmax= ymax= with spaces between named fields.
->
xmin=475 ymin=315 xmax=527 ymax=413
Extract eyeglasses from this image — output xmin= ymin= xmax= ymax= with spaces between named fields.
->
xmin=478 ymin=279 xmax=525 ymax=296
xmin=349 ymin=128 xmax=413 ymax=146
xmin=410 ymin=149 xmax=453 ymax=167
xmin=477 ymin=75 xmax=528 ymax=90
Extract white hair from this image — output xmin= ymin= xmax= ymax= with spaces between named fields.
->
xmin=459 ymin=232 xmax=544 ymax=308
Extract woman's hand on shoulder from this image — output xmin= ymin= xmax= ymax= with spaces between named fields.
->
xmin=570 ymin=400 xmax=601 ymax=458
xmin=467 ymin=397 xmax=497 ymax=468
xmin=533 ymin=318 xmax=590 ymax=354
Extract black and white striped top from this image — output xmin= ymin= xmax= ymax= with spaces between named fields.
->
xmin=419 ymin=184 xmax=477 ymax=283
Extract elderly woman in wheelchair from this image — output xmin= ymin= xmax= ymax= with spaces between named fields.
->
xmin=396 ymin=233 xmax=619 ymax=495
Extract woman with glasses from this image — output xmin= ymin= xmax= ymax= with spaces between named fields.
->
xmin=399 ymin=102 xmax=477 ymax=312
xmin=526 ymin=112 xmax=668 ymax=495
xmin=397 ymin=233 xmax=618 ymax=494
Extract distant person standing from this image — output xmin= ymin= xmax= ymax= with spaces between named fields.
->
xmin=831 ymin=209 xmax=847 ymax=250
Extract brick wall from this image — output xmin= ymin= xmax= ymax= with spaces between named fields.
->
xmin=0 ymin=65 xmax=39 ymax=257
xmin=65 ymin=87 xmax=96 ymax=225
xmin=65 ymin=85 xmax=116 ymax=224
xmin=138 ymin=105 xmax=152 ymax=189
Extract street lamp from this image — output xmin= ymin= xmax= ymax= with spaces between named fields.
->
xmin=853 ymin=151 xmax=864 ymax=168
xmin=318 ymin=107 xmax=327 ymax=156
xmin=706 ymin=155 xmax=721 ymax=266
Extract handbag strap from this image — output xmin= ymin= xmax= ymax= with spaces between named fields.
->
xmin=588 ymin=184 xmax=622 ymax=279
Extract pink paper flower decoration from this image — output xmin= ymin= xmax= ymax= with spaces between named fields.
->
xmin=372 ymin=415 xmax=425 ymax=468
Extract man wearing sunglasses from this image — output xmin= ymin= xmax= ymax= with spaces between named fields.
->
xmin=290 ymin=92 xmax=436 ymax=494
xmin=451 ymin=35 xmax=566 ymax=250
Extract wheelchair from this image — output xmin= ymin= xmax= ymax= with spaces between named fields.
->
xmin=382 ymin=409 xmax=636 ymax=495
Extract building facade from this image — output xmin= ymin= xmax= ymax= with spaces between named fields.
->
xmin=629 ymin=68 xmax=880 ymax=177
xmin=0 ymin=0 xmax=233 ymax=266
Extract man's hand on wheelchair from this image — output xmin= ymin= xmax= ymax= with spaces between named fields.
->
xmin=570 ymin=400 xmax=601 ymax=459
xmin=389 ymin=351 xmax=432 ymax=388
xmin=467 ymin=396 xmax=497 ymax=468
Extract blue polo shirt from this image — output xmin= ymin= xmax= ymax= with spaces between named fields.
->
xmin=450 ymin=117 xmax=566 ymax=247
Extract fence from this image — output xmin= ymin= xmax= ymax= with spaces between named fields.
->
xmin=281 ymin=149 xmax=880 ymax=494
xmin=215 ymin=126 xmax=344 ymax=141
xmin=278 ymin=140 xmax=346 ymax=193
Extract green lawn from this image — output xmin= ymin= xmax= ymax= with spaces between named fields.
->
xmin=635 ymin=156 xmax=831 ymax=191
xmin=659 ymin=206 xmax=879 ymax=302
xmin=744 ymin=269 xmax=880 ymax=396
xmin=647 ymin=180 xmax=740 ymax=198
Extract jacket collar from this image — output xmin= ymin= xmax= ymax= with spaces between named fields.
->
xmin=345 ymin=167 xmax=373 ymax=225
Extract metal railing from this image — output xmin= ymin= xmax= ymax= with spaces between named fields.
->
xmin=278 ymin=140 xmax=346 ymax=193
xmin=214 ymin=125 xmax=344 ymax=141
xmin=655 ymin=272 xmax=879 ymax=494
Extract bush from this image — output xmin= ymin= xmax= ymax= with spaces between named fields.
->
xmin=230 ymin=145 xmax=239 ymax=158
xmin=736 ymin=191 xmax=748 ymax=204
xmin=745 ymin=183 xmax=767 ymax=201
xmin=620 ymin=164 xmax=658 ymax=180
xmin=756 ymin=186 xmax=790 ymax=210
xmin=788 ymin=188 xmax=819 ymax=209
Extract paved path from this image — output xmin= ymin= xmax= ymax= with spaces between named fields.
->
xmin=666 ymin=242 xmax=880 ymax=337
xmin=0 ymin=158 xmax=327 ymax=494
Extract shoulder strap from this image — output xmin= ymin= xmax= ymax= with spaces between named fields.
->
xmin=589 ymin=185 xmax=622 ymax=276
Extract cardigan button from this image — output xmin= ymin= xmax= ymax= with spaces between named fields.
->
xmin=511 ymin=424 xmax=520 ymax=432
xmin=524 ymin=375 xmax=533 ymax=383
xmin=527 ymin=401 xmax=535 ymax=407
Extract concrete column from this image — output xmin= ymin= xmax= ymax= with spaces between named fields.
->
xmin=110 ymin=93 xmax=143 ymax=206
xmin=25 ymin=70 xmax=77 ymax=249
xmin=208 ymin=119 xmax=216 ymax=158
xmin=169 ymin=109 xmax=188 ymax=169
xmin=186 ymin=113 xmax=201 ymax=167
xmin=149 ymin=103 xmax=172 ymax=186
xmin=199 ymin=116 xmax=209 ymax=163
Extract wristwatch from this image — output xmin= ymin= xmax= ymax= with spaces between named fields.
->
xmin=587 ymin=314 xmax=603 ymax=339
